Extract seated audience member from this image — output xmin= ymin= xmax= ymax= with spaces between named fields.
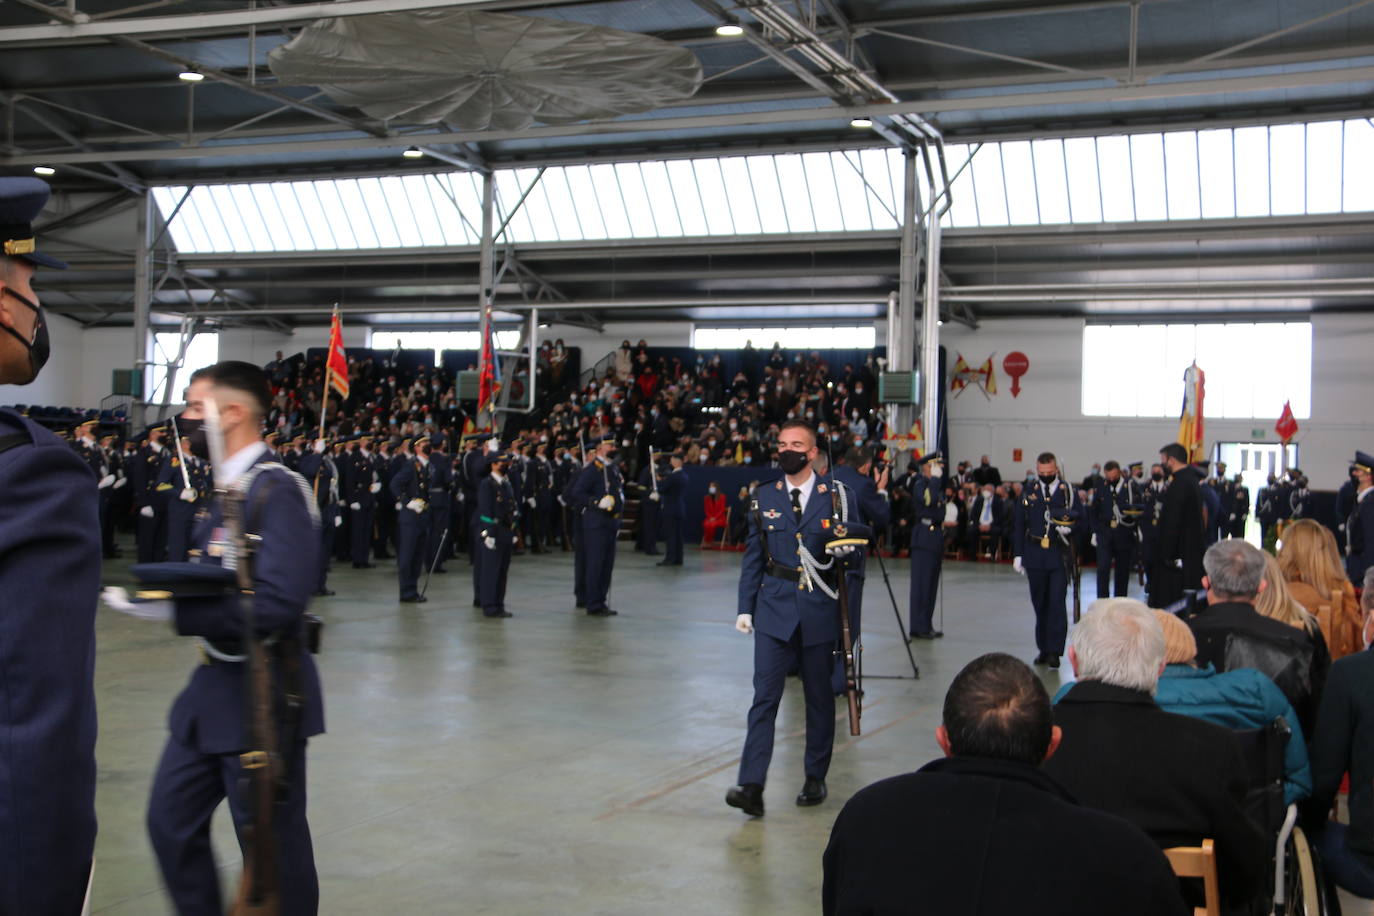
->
xmin=701 ymin=481 xmax=728 ymax=545
xmin=1185 ymin=539 xmax=1328 ymax=738
xmin=1278 ymin=519 xmax=1363 ymax=659
xmin=1300 ymin=566 xmax=1374 ymax=899
xmin=965 ymin=483 xmax=1003 ymax=557
xmin=1056 ymin=608 xmax=1311 ymax=806
xmin=823 ymin=653 xmax=1186 ymax=916
xmin=1043 ymin=599 xmax=1267 ymax=913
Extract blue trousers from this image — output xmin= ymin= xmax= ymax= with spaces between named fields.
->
xmin=318 ymin=508 xmax=336 ymax=592
xmin=573 ymin=516 xmax=588 ymax=606
xmin=581 ymin=522 xmax=619 ymax=611
xmin=396 ymin=509 xmax=428 ymax=600
xmin=166 ymin=499 xmax=196 ymax=563
xmin=147 ymin=737 xmax=317 ymax=916
xmin=638 ymin=502 xmax=660 ymax=553
xmin=662 ymin=515 xmax=684 ymax=563
xmin=1317 ymin=822 xmax=1374 ymax=898
xmin=478 ymin=539 xmax=512 ymax=615
xmin=137 ymin=506 xmax=168 ymax=563
xmin=831 ymin=573 xmax=864 ymax=695
xmin=428 ymin=503 xmax=451 ymax=571
xmin=349 ymin=504 xmax=373 ymax=566
xmin=1027 ymin=565 xmax=1068 ymax=656
xmin=1097 ymin=537 xmax=1136 ymax=598
xmin=908 ymin=546 xmax=942 ymax=635
xmin=739 ymin=628 xmax=835 ymax=787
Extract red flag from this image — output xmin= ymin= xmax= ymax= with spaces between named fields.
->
xmin=477 ymin=316 xmax=496 ymax=416
xmin=326 ymin=310 xmax=349 ymax=400
xmin=1275 ymin=401 xmax=1299 ymax=444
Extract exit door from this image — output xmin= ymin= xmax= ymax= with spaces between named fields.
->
xmin=1213 ymin=441 xmax=1300 ymax=544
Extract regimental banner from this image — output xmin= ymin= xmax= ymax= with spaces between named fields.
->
xmin=1177 ymin=362 xmax=1206 ymax=462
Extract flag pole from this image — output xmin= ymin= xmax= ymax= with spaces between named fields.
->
xmin=318 ymin=303 xmax=336 ymax=445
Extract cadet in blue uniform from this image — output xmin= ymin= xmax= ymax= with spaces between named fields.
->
xmin=566 ymin=435 xmax=624 ymax=616
xmin=391 ymin=436 xmax=433 ymax=603
xmin=0 ymin=176 xmax=99 ymax=915
xmin=343 ymin=435 xmax=381 ymax=568
xmin=475 ymin=448 xmax=517 ymax=618
xmin=140 ymin=361 xmax=323 ymax=916
xmin=134 ymin=424 xmax=172 ymax=562
xmin=636 ymin=453 xmax=662 ymax=555
xmin=1346 ymin=451 xmax=1374 ymax=585
xmin=1012 ymin=451 xmax=1081 ymax=668
xmin=298 ymin=437 xmax=341 ymax=596
xmin=1092 ymin=460 xmax=1143 ymax=598
xmin=726 ymin=420 xmax=864 ymax=817
xmin=831 ymin=445 xmax=891 ymax=690
xmin=163 ymin=435 xmax=210 ymax=563
xmin=426 ymin=434 xmax=453 ymax=573
xmin=527 ymin=442 xmax=554 ymax=553
xmin=907 ymin=452 xmax=946 ymax=639
xmin=658 ymin=452 xmax=687 ymax=565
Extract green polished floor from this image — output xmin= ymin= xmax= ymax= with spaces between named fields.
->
xmin=93 ymin=543 xmax=1362 ymax=914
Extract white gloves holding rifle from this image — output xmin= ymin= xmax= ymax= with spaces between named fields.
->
xmin=406 ymin=499 xmax=426 ymax=513
xmin=648 ymin=492 xmax=660 ymax=502
xmin=179 ymin=488 xmax=197 ymax=503
xmin=1013 ymin=556 xmax=1024 ymax=575
xmin=735 ymin=614 xmax=754 ymax=634
xmin=597 ymin=495 xmax=616 ymax=511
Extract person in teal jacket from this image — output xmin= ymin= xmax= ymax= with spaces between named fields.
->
xmin=1056 ymin=604 xmax=1311 ymax=806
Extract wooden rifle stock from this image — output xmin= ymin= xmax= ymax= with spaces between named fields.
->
xmin=836 ymin=578 xmax=861 ymax=736
xmin=224 ymin=487 xmax=281 ymax=916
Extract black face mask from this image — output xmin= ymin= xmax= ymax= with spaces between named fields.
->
xmin=1151 ymin=472 xmax=1164 ymax=482
xmin=1 ymin=287 xmax=49 ymax=384
xmin=175 ymin=416 xmax=210 ymax=461
xmin=777 ymin=449 xmax=810 ymax=475
xmin=1038 ymin=474 xmax=1056 ymax=486
xmin=605 ymin=449 xmax=619 ymax=462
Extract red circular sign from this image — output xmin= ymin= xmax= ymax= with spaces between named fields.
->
xmin=1003 ymin=351 xmax=1029 ymax=377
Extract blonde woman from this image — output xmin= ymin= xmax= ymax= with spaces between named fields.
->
xmin=1278 ymin=519 xmax=1363 ymax=658
xmin=1256 ymin=549 xmax=1332 ymax=734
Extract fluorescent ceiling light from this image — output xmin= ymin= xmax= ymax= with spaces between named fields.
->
xmin=850 ymin=117 xmax=874 ymax=129
xmin=715 ymin=24 xmax=744 ymax=36
xmin=178 ymin=70 xmax=205 ymax=82
xmin=32 ymin=166 xmax=55 ymax=176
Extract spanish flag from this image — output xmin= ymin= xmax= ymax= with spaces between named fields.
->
xmin=325 ymin=307 xmax=349 ymax=400
xmin=1177 ymin=362 xmax=1206 ymax=463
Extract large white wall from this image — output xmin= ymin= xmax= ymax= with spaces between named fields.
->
xmin=938 ymin=314 xmax=1371 ymax=486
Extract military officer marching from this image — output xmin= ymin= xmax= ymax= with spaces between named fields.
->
xmin=566 ymin=434 xmax=625 ymax=617
xmin=475 ymin=446 xmax=518 ymax=618
xmin=1012 ymin=451 xmax=1082 ymax=669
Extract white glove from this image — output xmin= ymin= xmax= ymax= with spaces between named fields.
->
xmin=334 ymin=515 xmax=343 ymax=527
xmin=735 ymin=613 xmax=754 ymax=634
xmin=1013 ymin=556 xmax=1024 ymax=575
xmin=179 ymin=487 xmax=197 ymax=503
xmin=526 ymin=497 xmax=536 ymax=507
xmin=113 ymin=476 xmax=127 ymax=488
xmin=826 ymin=543 xmax=857 ymax=557
xmin=350 ymin=502 xmax=362 ymax=511
xmin=369 ymin=482 xmax=381 ymax=493
xmin=1228 ymin=513 xmax=1236 ymax=521
xmin=648 ymin=492 xmax=660 ymax=502
xmin=407 ymin=499 xmax=425 ymax=512
xmin=101 ymin=586 xmax=172 ymax=621
xmin=97 ymin=474 xmax=115 ymax=489
xmin=456 ymin=491 xmax=465 ymax=502
xmin=484 ymin=536 xmax=497 ymax=550
xmin=140 ymin=505 xmax=155 ymax=518
xmin=597 ymin=495 xmax=616 ymax=510
xmin=314 ymin=439 xmax=326 ymax=454
xmin=1173 ymin=558 xmax=1183 ymax=569
xmin=557 ymin=495 xmax=566 ymax=506
xmin=1090 ymin=533 xmax=1097 ymax=547
xmin=1055 ymin=525 xmax=1073 ymax=535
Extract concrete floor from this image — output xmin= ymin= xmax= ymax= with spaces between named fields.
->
xmin=91 ymin=542 xmax=1365 ymax=914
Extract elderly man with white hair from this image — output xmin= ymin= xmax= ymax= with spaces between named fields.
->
xmin=1043 ymin=598 xmax=1267 ymax=914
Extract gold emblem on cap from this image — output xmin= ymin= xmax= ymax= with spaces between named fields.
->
xmin=3 ymin=238 xmax=35 ymax=256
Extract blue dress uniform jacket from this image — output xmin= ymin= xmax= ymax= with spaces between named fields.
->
xmin=1013 ymin=478 xmax=1082 ymax=658
xmin=567 ymin=458 xmax=624 ymax=613
xmin=907 ymin=474 xmax=945 ymax=636
xmin=1347 ymin=490 xmax=1374 ymax=585
xmin=134 ymin=442 xmax=172 ymax=562
xmin=298 ymin=451 xmax=339 ymax=592
xmin=427 ymin=451 xmax=452 ymax=570
xmin=341 ymin=449 xmax=378 ymax=566
xmin=0 ymin=409 xmax=98 ymax=916
xmin=635 ymin=463 xmax=660 ymax=554
xmin=737 ymin=473 xmax=854 ymax=787
xmin=147 ymin=449 xmax=323 ymax=916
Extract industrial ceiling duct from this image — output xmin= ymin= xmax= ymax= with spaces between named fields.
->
xmin=267 ymin=8 xmax=703 ymax=130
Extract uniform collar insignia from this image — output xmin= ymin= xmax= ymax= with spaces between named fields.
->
xmin=817 ymin=483 xmax=828 ymax=494
xmin=775 ymin=481 xmax=783 ymax=490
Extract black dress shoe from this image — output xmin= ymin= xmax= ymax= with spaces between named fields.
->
xmin=484 ymin=610 xmax=513 ymax=618
xmin=586 ymin=607 xmax=619 ymax=617
xmin=1047 ymin=655 xmax=1061 ymax=669
xmin=911 ymin=630 xmax=942 ymax=640
xmin=400 ymin=595 xmax=427 ymax=603
xmin=314 ymin=589 xmax=335 ymax=597
xmin=796 ymin=777 xmax=827 ymax=807
xmin=725 ymin=783 xmax=764 ymax=817
xmin=1032 ymin=653 xmax=1048 ymax=665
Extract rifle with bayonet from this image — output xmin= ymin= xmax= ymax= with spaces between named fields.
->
xmin=826 ymin=450 xmax=862 ymax=736
xmin=1056 ymin=464 xmax=1082 ymax=624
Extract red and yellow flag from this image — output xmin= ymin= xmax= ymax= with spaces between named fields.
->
xmin=1275 ymin=401 xmax=1299 ymax=444
xmin=1177 ymin=362 xmax=1206 ymax=462
xmin=326 ymin=308 xmax=349 ymax=399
